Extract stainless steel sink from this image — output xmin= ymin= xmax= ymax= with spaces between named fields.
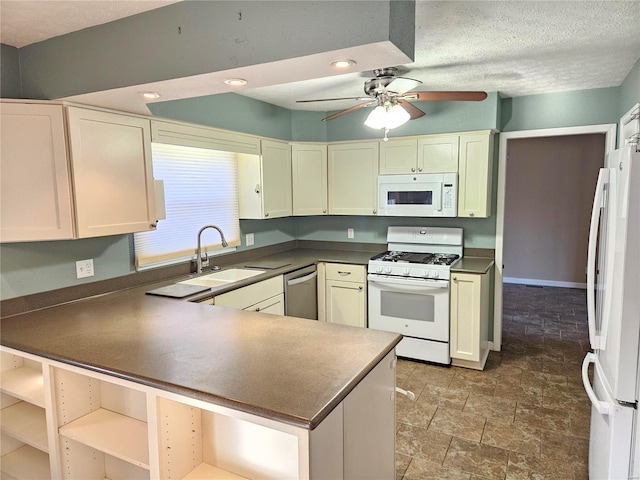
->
xmin=178 ymin=268 xmax=265 ymax=288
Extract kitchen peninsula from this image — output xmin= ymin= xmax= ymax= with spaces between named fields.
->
xmin=0 ymin=280 xmax=401 ymax=479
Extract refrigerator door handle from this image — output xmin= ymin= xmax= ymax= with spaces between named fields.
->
xmin=582 ymin=352 xmax=612 ymax=415
xmin=586 ymin=168 xmax=609 ymax=350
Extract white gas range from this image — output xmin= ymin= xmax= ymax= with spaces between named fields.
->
xmin=367 ymin=226 xmax=463 ymax=365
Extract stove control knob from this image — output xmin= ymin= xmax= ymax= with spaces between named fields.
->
xmin=376 ymin=266 xmax=383 ymax=273
xmin=422 ymin=271 xmax=429 ymax=278
xmin=403 ymin=268 xmax=410 ymax=276
xmin=432 ymin=271 xmax=440 ymax=278
xmin=384 ymin=267 xmax=392 ymax=274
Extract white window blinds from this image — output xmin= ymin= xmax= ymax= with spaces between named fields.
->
xmin=134 ymin=143 xmax=240 ymax=270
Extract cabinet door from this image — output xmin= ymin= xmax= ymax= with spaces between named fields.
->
xmin=458 ymin=133 xmax=493 ymax=218
xmin=328 ymin=142 xmax=379 ymax=215
xmin=0 ymin=103 xmax=75 ymax=241
xmin=450 ymin=272 xmax=489 ymax=363
xmin=379 ymin=138 xmax=418 ymax=174
xmin=418 ymin=135 xmax=459 ymax=173
xmin=326 ymin=280 xmax=366 ymax=328
xmin=66 ymin=107 xmax=157 ymax=237
xmin=261 ymin=139 xmax=292 ymax=218
xmin=291 ymin=143 xmax=328 ymax=215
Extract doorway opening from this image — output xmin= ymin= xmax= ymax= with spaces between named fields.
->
xmin=492 ymin=124 xmax=616 ymax=351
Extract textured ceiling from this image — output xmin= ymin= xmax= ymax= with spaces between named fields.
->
xmin=0 ymin=1 xmax=182 ymax=48
xmin=1 ymin=1 xmax=639 ymax=112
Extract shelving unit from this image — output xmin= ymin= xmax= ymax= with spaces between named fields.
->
xmin=0 ymin=364 xmax=46 ymax=407
xmin=0 ymin=444 xmax=51 ymax=480
xmin=0 ymin=351 xmax=53 ymax=480
xmin=1 ymin=401 xmax=49 ymax=452
xmin=53 ymin=367 xmax=150 ymax=479
xmin=157 ymin=397 xmax=298 ymax=480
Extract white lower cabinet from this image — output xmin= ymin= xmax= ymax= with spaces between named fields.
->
xmin=450 ymin=271 xmax=491 ymax=370
xmin=213 ymin=276 xmax=284 ymax=315
xmin=0 ymin=346 xmax=396 ymax=480
xmin=323 ymin=264 xmax=367 ymax=328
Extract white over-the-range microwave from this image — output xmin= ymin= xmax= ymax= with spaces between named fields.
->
xmin=377 ymin=173 xmax=457 ymax=217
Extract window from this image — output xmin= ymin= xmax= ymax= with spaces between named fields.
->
xmin=134 ymin=143 xmax=240 ymax=271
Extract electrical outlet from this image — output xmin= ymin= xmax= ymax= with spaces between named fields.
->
xmin=76 ymin=259 xmax=94 ymax=279
xmin=246 ymin=233 xmax=255 ymax=246
xmin=347 ymin=228 xmax=354 ymax=239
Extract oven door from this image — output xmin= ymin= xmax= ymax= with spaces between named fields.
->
xmin=367 ymin=274 xmax=450 ymax=342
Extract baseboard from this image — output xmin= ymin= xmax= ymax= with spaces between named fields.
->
xmin=503 ymin=277 xmax=586 ymax=289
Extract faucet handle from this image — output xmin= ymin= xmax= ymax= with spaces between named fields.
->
xmin=201 ymin=252 xmax=210 ymax=268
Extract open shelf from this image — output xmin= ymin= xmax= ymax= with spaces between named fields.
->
xmin=182 ymin=463 xmax=248 ymax=480
xmin=59 ymin=408 xmax=149 ymax=469
xmin=0 ymin=366 xmax=45 ymax=407
xmin=1 ymin=401 xmax=48 ymax=452
xmin=1 ymin=444 xmax=51 ymax=480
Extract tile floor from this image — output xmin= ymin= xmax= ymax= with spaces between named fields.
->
xmin=395 ymin=284 xmax=592 ymax=480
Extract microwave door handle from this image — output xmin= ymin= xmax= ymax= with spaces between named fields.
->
xmin=435 ymin=185 xmax=443 ymax=212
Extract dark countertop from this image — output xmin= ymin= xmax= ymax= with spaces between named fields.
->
xmin=451 ymin=256 xmax=495 ymax=274
xmin=1 ymin=247 xmax=400 ymax=430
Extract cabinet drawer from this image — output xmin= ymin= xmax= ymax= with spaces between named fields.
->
xmin=325 ymin=264 xmax=366 ymax=283
xmin=214 ymin=276 xmax=283 ymax=310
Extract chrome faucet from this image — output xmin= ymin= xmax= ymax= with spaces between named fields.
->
xmin=196 ymin=225 xmax=229 ymax=274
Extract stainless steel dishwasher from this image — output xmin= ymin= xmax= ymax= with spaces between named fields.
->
xmin=283 ymin=265 xmax=318 ymax=320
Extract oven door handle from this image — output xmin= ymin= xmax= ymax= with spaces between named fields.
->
xmin=368 ymin=275 xmax=449 ymax=291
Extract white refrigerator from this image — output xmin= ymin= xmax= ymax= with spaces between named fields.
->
xmin=583 ymin=143 xmax=640 ymax=479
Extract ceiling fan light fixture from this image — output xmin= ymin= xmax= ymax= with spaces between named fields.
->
xmin=364 ymin=104 xmax=410 ymax=130
xmin=330 ymin=59 xmax=356 ymax=69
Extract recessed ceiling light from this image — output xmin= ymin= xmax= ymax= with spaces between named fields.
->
xmin=141 ymin=91 xmax=161 ymax=99
xmin=331 ymin=60 xmax=356 ymax=69
xmin=224 ymin=78 xmax=248 ymax=86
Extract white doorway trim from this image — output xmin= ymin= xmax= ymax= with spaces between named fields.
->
xmin=493 ymin=123 xmax=617 ymax=351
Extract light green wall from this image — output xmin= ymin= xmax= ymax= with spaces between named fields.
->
xmin=620 ymin=57 xmax=640 ymax=116
xmin=500 ymin=87 xmax=620 ymax=132
xmin=1 ymin=44 xmax=21 ymax=98
xmin=149 ymin=93 xmax=293 ymax=140
xmin=294 ymin=216 xmax=496 ymax=249
xmin=0 ymin=236 xmax=133 ymax=299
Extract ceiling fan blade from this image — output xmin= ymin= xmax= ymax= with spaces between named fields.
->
xmin=404 ymin=91 xmax=488 ymax=102
xmin=321 ymin=101 xmax=375 ymax=122
xmin=296 ymin=97 xmax=370 ymax=103
xmin=397 ymin=99 xmax=425 ymax=120
xmin=384 ymin=77 xmax=422 ymax=95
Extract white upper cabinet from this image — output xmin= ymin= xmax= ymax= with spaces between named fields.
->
xmin=238 ymin=139 xmax=292 ymax=219
xmin=328 ymin=142 xmax=379 ymax=215
xmin=1 ymin=102 xmax=161 ymax=242
xmin=379 ymin=138 xmax=418 ymax=174
xmin=0 ymin=103 xmax=75 ymax=242
xmin=291 ymin=143 xmax=328 ymax=216
xmin=418 ymin=134 xmax=460 ymax=173
xmin=66 ymin=107 xmax=157 ymax=238
xmin=458 ymin=132 xmax=494 ymax=218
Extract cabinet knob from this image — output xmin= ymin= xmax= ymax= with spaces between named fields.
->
xmin=254 ymin=184 xmax=261 ymax=194
xmin=323 ymin=209 xmax=327 ymax=213
xmin=411 ymin=167 xmax=416 ymax=172
xmin=373 ymin=209 xmax=377 ymax=214
xmin=453 ymin=276 xmax=458 ymax=281
xmin=255 ymin=307 xmax=261 ymax=311
xmin=265 ymin=212 xmax=269 ymax=217
xmin=418 ymin=167 xmax=423 ymax=172
xmin=469 ymin=212 xmax=475 ymax=217
xmin=358 ymin=286 xmax=363 ymax=290
xmin=150 ymin=221 xmax=158 ymax=228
